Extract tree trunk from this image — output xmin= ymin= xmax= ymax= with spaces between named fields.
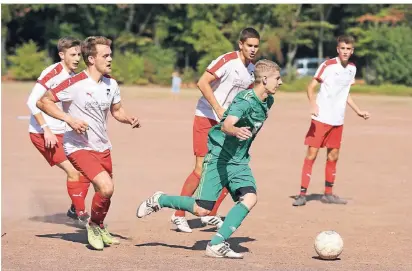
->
xmin=1 ymin=26 xmax=7 ymax=75
xmin=125 ymin=5 xmax=136 ymax=32
xmin=318 ymin=5 xmax=324 ymax=61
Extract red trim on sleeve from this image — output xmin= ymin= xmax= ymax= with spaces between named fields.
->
xmin=206 ymin=51 xmax=238 ymax=79
xmin=314 ymin=58 xmax=338 ymax=82
xmin=51 ymin=71 xmax=88 ymax=102
xmin=38 ymin=63 xmax=64 ymax=88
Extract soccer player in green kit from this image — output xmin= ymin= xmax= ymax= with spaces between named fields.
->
xmin=136 ymin=59 xmax=282 ymax=259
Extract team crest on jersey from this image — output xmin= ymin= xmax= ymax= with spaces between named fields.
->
xmin=106 ymin=89 xmax=110 ymax=97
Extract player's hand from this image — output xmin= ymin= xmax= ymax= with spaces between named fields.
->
xmin=235 ymin=127 xmax=253 ymax=141
xmin=310 ymin=103 xmax=319 ymax=117
xmin=216 ymin=107 xmax=226 ymax=121
xmin=43 ymin=129 xmax=58 ymax=149
xmin=357 ymin=110 xmax=370 ymax=120
xmin=127 ymin=116 xmax=141 ymax=128
xmin=67 ymin=116 xmax=89 ymax=134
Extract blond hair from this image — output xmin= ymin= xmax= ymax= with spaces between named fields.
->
xmin=81 ymin=36 xmax=112 ymax=66
xmin=254 ymin=59 xmax=280 ymax=84
xmin=57 ymin=37 xmax=81 ymax=53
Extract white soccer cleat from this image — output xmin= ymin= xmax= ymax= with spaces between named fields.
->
xmin=170 ymin=214 xmax=192 ymax=233
xmin=201 ymin=216 xmax=224 ymax=229
xmin=205 ymin=242 xmax=244 ymax=259
xmin=136 ymin=191 xmax=164 ymax=218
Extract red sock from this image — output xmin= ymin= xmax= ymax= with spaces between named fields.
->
xmin=175 ymin=171 xmax=201 ymax=217
xmin=325 ymin=160 xmax=337 ymax=194
xmin=209 ymin=187 xmax=228 ymax=216
xmin=300 ymin=158 xmax=315 ymax=196
xmin=90 ymin=192 xmax=111 ymax=228
xmin=67 ymin=181 xmax=86 ymax=215
xmin=79 ymin=175 xmax=91 ymax=201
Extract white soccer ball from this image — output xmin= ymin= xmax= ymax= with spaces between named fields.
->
xmin=314 ymin=230 xmax=344 ymax=260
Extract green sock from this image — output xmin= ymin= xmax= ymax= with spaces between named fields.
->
xmin=158 ymin=195 xmax=195 ymax=214
xmin=210 ymin=202 xmax=250 ymax=246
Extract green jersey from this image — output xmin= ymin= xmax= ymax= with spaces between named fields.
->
xmin=207 ymin=89 xmax=274 ymax=164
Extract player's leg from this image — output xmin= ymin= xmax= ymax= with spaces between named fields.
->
xmin=172 ymin=116 xmax=224 ymax=231
xmin=29 ymin=133 xmax=89 ymax=224
xmin=171 ymin=155 xmax=203 ymax=232
xmin=293 ymin=120 xmax=328 ymax=206
xmin=138 ymin=154 xmax=222 ymax=219
xmin=55 ymin=160 xmax=90 ymax=225
xmin=321 ymin=125 xmax=347 ymax=204
xmin=206 ymin=166 xmax=256 ymax=259
xmin=67 ymin=149 xmax=116 ymax=250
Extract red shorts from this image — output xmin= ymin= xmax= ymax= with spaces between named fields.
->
xmin=30 ymin=133 xmax=66 ymax=166
xmin=67 ymin=149 xmax=112 ymax=181
xmin=193 ymin=116 xmax=218 ymax=157
xmin=304 ymin=119 xmax=343 ymax=149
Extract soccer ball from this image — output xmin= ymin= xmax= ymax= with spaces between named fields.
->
xmin=314 ymin=231 xmax=344 ymax=260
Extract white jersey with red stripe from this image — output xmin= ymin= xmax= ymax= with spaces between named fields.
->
xmin=195 ymin=51 xmax=255 ymax=121
xmin=312 ymin=57 xmax=356 ymax=126
xmin=50 ymin=70 xmax=121 ymax=155
xmin=27 ymin=62 xmax=73 ymax=134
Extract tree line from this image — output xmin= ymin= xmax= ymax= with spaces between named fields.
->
xmin=2 ymin=4 xmax=412 ymax=86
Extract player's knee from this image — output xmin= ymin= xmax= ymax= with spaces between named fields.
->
xmin=194 ymin=199 xmax=215 ymax=216
xmin=194 ymin=161 xmax=203 ymax=176
xmin=306 ymin=146 xmax=319 ymax=160
xmin=327 ymin=150 xmax=339 ymax=161
xmin=66 ymin=170 xmax=80 ymax=182
xmin=99 ymin=182 xmax=114 ymax=198
xmin=237 ymin=187 xmax=257 ymax=210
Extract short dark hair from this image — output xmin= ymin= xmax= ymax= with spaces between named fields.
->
xmin=337 ymin=35 xmax=355 ymax=45
xmin=57 ymin=37 xmax=81 ymax=53
xmin=239 ymin=27 xmax=260 ymax=42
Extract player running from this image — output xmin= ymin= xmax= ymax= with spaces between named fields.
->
xmin=37 ymin=36 xmax=141 ymax=250
xmin=292 ymin=35 xmax=370 ymax=207
xmin=171 ymin=27 xmax=260 ymax=233
xmin=26 ymin=37 xmax=91 ymax=227
xmin=137 ymin=59 xmax=282 ymax=259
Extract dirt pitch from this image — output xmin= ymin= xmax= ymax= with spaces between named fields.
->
xmin=2 ymin=82 xmax=412 ymax=271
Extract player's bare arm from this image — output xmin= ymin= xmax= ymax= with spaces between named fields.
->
xmin=347 ymin=94 xmax=370 ymax=119
xmin=110 ymin=102 xmax=141 ymax=128
xmin=307 ymin=79 xmax=319 ymax=117
xmin=27 ymin=84 xmax=59 ymax=148
xmin=197 ymin=71 xmax=226 ymax=120
xmin=221 ymin=115 xmax=252 ymax=140
xmin=37 ymin=91 xmax=88 ymax=134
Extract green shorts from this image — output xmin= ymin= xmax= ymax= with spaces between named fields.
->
xmin=194 ymin=154 xmax=256 ymax=202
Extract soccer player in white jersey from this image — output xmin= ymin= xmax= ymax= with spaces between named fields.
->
xmin=171 ymin=27 xmax=260 ymax=233
xmin=26 ymin=37 xmax=91 ymax=227
xmin=37 ymin=36 xmax=141 ymax=250
xmin=293 ymin=35 xmax=370 ymax=207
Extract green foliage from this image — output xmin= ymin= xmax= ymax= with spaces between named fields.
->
xmin=181 ymin=67 xmax=198 ymax=84
xmin=368 ymin=25 xmax=412 ymax=86
xmin=141 ymin=45 xmax=177 ymax=85
xmin=110 ymin=50 xmax=145 ymax=85
xmin=7 ymin=40 xmax=52 ymax=80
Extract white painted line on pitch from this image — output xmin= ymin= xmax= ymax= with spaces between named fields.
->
xmin=17 ymin=115 xmax=30 ymax=120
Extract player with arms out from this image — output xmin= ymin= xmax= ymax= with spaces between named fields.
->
xmin=137 ymin=59 xmax=282 ymax=259
xmin=37 ymin=36 xmax=141 ymax=250
xmin=26 ymin=37 xmax=91 ymax=226
xmin=171 ymin=27 xmax=260 ymax=233
xmin=292 ymin=35 xmax=370 ymax=207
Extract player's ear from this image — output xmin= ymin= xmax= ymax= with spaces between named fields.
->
xmin=88 ymin=55 xmax=95 ymax=65
xmin=263 ymin=76 xmax=267 ymax=85
xmin=58 ymin=51 xmax=64 ymax=60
